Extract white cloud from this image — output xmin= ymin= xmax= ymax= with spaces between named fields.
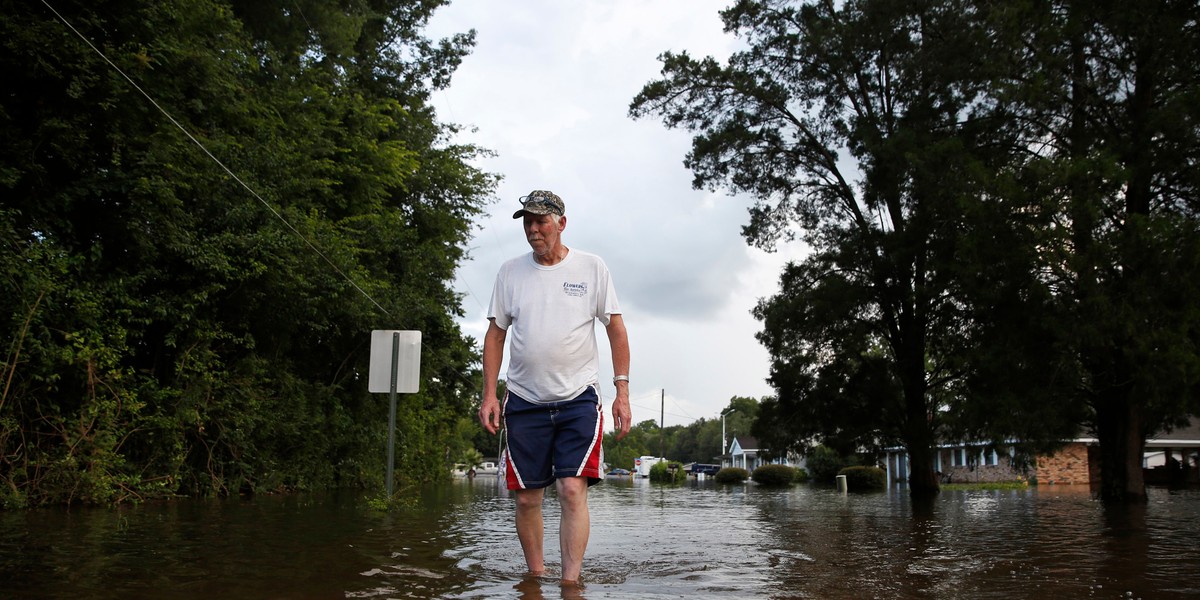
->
xmin=428 ymin=0 xmax=808 ymax=429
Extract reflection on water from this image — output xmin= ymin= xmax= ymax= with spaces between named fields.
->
xmin=2 ymin=479 xmax=1198 ymax=599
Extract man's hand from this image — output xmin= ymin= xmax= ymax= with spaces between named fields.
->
xmin=611 ymin=392 xmax=632 ymax=441
xmin=603 ymin=314 xmax=631 ymax=440
xmin=479 ymin=320 xmax=506 ymax=436
xmin=479 ymin=395 xmax=501 ymax=435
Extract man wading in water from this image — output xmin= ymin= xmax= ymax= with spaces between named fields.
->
xmin=478 ymin=189 xmax=632 ymax=588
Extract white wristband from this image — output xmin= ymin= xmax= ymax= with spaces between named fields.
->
xmin=612 ymin=375 xmax=629 ymax=384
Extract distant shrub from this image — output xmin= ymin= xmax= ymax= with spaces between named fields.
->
xmin=839 ymin=466 xmax=886 ymax=491
xmin=649 ymin=460 xmax=686 ymax=484
xmin=714 ymin=467 xmax=749 ymax=484
xmin=806 ymin=445 xmax=857 ymax=483
xmin=751 ymin=464 xmax=796 ymax=486
xmin=793 ymin=468 xmax=810 ymax=483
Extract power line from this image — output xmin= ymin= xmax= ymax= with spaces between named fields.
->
xmin=628 ymin=401 xmax=692 ymax=423
xmin=625 ymin=390 xmax=699 ymax=424
xmin=41 ymin=0 xmax=499 ymax=401
xmin=40 ymin=0 xmax=390 ymax=316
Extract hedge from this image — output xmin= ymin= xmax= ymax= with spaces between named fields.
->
xmin=649 ymin=460 xmax=687 ymax=484
xmin=714 ymin=467 xmax=749 ymax=484
xmin=839 ymin=466 xmax=886 ymax=491
xmin=751 ymin=464 xmax=796 ymax=486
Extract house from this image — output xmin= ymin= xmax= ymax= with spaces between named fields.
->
xmin=884 ymin=442 xmax=1027 ymax=486
xmin=1038 ymin=418 xmax=1200 ymax=485
xmin=883 ymin=417 xmax=1200 ymax=486
xmin=724 ymin=436 xmax=806 ymax=472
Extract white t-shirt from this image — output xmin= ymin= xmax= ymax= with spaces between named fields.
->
xmin=488 ymin=249 xmax=621 ymax=403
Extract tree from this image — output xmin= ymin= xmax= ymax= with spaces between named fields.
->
xmin=0 ymin=0 xmax=495 ymax=506
xmin=719 ymin=396 xmax=758 ymax=454
xmin=604 ymin=419 xmax=659 ymax=471
xmin=753 ymin=348 xmax=899 ymax=460
xmin=631 ymin=0 xmax=1020 ymax=496
xmin=634 ymin=0 xmax=1200 ymax=504
xmin=458 ymin=447 xmax=484 ymax=471
xmin=990 ymin=0 xmax=1200 ymax=502
xmin=655 ymin=398 xmax=760 ymax=465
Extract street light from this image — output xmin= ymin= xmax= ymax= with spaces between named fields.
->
xmin=721 ymin=408 xmax=736 ymax=456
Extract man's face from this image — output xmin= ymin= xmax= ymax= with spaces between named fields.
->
xmin=523 ymin=213 xmax=564 ymax=257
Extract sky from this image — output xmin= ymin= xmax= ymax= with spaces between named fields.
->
xmin=424 ymin=1 xmax=809 ymax=429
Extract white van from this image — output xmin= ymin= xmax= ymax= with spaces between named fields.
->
xmin=633 ymin=456 xmax=665 ymax=478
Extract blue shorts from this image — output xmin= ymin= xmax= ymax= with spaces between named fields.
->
xmin=501 ymin=386 xmax=605 ymax=490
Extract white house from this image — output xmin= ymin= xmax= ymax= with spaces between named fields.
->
xmin=725 ymin=436 xmax=806 ymax=472
xmin=882 ymin=417 xmax=1200 ymax=486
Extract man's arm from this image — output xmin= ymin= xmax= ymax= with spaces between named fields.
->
xmin=478 ymin=319 xmax=507 ymax=435
xmin=606 ymin=314 xmax=632 ymax=440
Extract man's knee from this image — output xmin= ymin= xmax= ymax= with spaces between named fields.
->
xmin=556 ymin=477 xmax=588 ymax=507
xmin=515 ymin=488 xmax=544 ymax=511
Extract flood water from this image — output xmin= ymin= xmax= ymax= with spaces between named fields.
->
xmin=2 ymin=478 xmax=1198 ymax=599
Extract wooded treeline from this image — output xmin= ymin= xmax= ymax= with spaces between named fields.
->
xmin=1 ymin=0 xmax=495 ymax=507
xmin=602 ymin=396 xmax=760 ymax=470
xmin=632 ymin=0 xmax=1200 ymax=502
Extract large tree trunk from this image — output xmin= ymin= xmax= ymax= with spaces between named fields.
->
xmin=902 ymin=352 xmax=940 ymax=497
xmin=906 ymin=440 xmax=940 ymax=497
xmin=1094 ymin=390 xmax=1147 ymax=503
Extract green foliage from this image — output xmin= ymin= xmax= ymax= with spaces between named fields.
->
xmin=649 ymin=460 xmax=686 ymax=484
xmin=714 ymin=467 xmax=749 ymax=484
xmin=459 ymin=448 xmax=484 ymax=471
xmin=367 ymin=487 xmax=420 ymax=512
xmin=630 ymin=397 xmax=764 ymax=468
xmin=805 ymin=446 xmax=858 ymax=484
xmin=604 ymin=419 xmax=659 ymax=472
xmin=751 ymin=464 xmax=796 ymax=486
xmin=793 ymin=468 xmax=810 ymax=483
xmin=631 ymin=0 xmax=1200 ymax=502
xmin=0 ymin=0 xmax=495 ymax=506
xmin=630 ymin=0 xmax=1021 ymax=496
xmin=838 ymin=466 xmax=886 ymax=492
xmin=602 ymin=397 xmax=764 ymax=469
xmin=1004 ymin=1 xmax=1200 ymax=502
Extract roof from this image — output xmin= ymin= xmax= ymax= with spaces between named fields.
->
xmin=1155 ymin=416 xmax=1200 ymax=439
xmin=1147 ymin=416 xmax=1200 ymax=447
xmin=731 ymin=436 xmax=760 ymax=451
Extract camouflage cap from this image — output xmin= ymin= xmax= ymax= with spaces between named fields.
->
xmin=513 ymin=190 xmax=565 ymax=219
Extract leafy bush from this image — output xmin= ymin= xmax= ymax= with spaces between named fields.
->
xmin=714 ymin=467 xmax=749 ymax=484
xmin=751 ymin=464 xmax=796 ymax=486
xmin=649 ymin=460 xmax=686 ymax=484
xmin=794 ymin=468 xmax=810 ymax=483
xmin=839 ymin=466 xmax=886 ymax=491
xmin=0 ymin=2 xmax=492 ymax=507
xmin=806 ymin=445 xmax=857 ymax=482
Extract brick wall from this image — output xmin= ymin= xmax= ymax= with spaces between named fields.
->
xmin=1035 ymin=443 xmax=1095 ymax=484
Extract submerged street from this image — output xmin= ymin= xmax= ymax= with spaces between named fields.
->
xmin=3 ymin=478 xmax=1198 ymax=599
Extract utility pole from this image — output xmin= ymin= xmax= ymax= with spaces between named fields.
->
xmin=721 ymin=408 xmax=736 ymax=457
xmin=659 ymin=388 xmax=665 ymax=459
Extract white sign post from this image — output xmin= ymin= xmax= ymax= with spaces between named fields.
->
xmin=369 ymin=330 xmax=421 ymax=497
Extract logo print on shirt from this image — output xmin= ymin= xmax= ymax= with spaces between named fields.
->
xmin=563 ymin=281 xmax=588 ymax=297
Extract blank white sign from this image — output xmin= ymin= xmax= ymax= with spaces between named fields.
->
xmin=368 ymin=330 xmax=421 ymax=393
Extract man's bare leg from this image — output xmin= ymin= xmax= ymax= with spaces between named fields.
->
xmin=514 ymin=488 xmax=546 ymax=575
xmin=556 ymin=476 xmax=590 ymax=584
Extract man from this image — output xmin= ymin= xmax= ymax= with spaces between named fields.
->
xmin=478 ymin=189 xmax=632 ymax=586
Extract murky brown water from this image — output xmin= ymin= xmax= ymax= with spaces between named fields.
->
xmin=2 ymin=478 xmax=1198 ymax=599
